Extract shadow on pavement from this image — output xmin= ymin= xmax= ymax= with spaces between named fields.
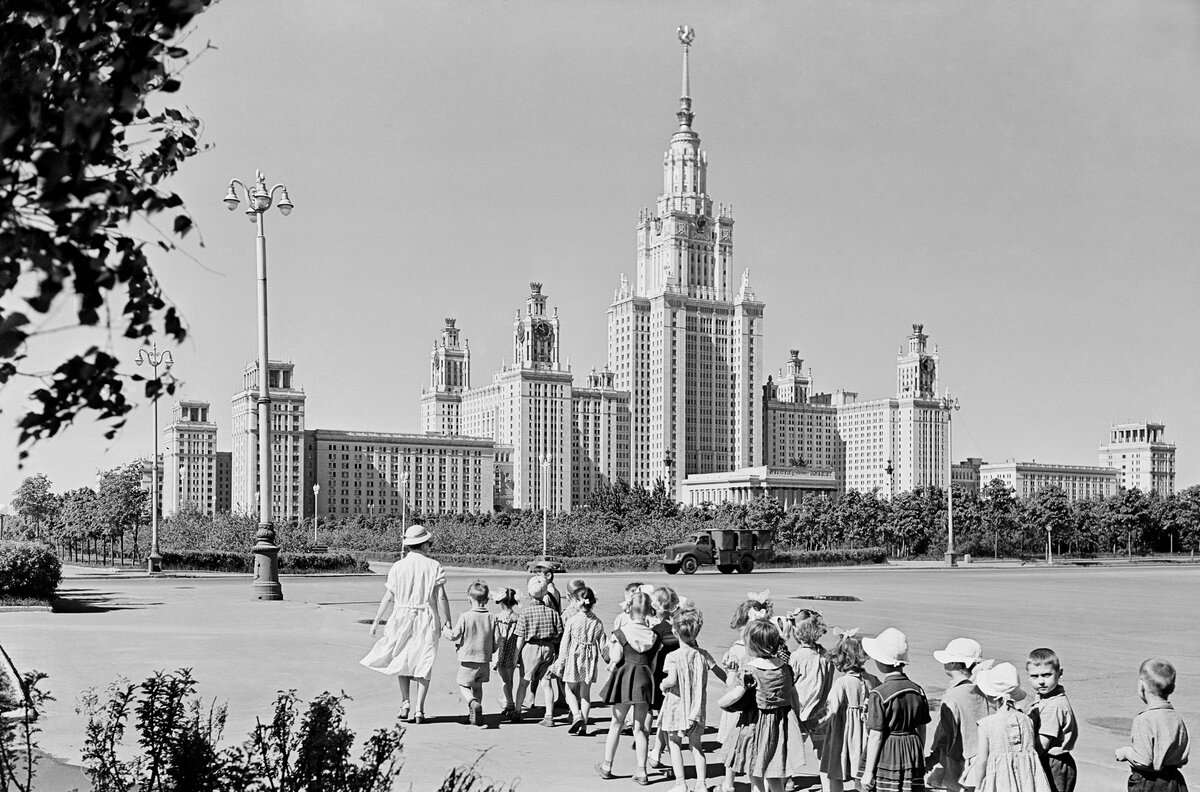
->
xmin=1088 ymin=716 xmax=1134 ymax=735
xmin=52 ymin=588 xmax=162 ymax=613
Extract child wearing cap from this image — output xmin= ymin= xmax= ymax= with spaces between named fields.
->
xmin=1025 ymin=648 xmax=1078 ymax=792
xmin=927 ymin=638 xmax=995 ymax=791
xmin=513 ymin=576 xmax=564 ymax=725
xmin=860 ymin=627 xmax=931 ymax=792
xmin=1114 ymin=658 xmax=1190 ymax=792
xmin=973 ymin=663 xmax=1050 ymax=792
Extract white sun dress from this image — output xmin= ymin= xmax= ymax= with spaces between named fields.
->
xmin=359 ymin=551 xmax=445 ymax=679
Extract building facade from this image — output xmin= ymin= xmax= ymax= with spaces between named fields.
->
xmin=162 ymin=400 xmax=219 ymax=516
xmin=215 ymin=451 xmax=231 ymax=513
xmin=952 ymin=457 xmax=986 ymax=495
xmin=681 ymin=466 xmax=838 ymax=509
xmin=571 ymin=368 xmax=632 ymax=502
xmin=231 ymin=360 xmax=306 ymax=520
xmin=762 ymin=350 xmax=840 ymax=477
xmin=979 ymin=460 xmax=1120 ymax=502
xmin=1098 ymin=422 xmax=1176 ymax=495
xmin=607 ymin=33 xmax=763 ymax=497
xmin=303 ymin=430 xmax=495 ymax=517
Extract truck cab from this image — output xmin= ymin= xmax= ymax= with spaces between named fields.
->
xmin=659 ymin=527 xmax=772 ymax=575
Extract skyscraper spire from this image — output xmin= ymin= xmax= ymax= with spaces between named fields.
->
xmin=677 ymin=25 xmax=695 ymax=131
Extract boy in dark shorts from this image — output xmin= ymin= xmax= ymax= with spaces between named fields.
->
xmin=1026 ymin=648 xmax=1078 ymax=792
xmin=1115 ymin=658 xmax=1190 ymax=792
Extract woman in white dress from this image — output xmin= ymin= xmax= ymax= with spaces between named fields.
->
xmin=360 ymin=525 xmax=451 ymax=723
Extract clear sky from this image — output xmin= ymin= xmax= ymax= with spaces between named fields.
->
xmin=3 ymin=0 xmax=1199 ymax=496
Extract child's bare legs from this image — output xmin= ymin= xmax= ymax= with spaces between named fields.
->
xmin=688 ymin=729 xmax=708 ymax=790
xmin=751 ymin=776 xmax=785 ymax=792
xmin=577 ymin=682 xmax=592 ymax=725
xmin=603 ymin=703 xmax=632 ymax=768
xmin=667 ymin=735 xmax=687 ymax=787
xmin=457 ymin=685 xmax=475 ymax=708
xmin=630 ymin=703 xmax=650 ymax=777
xmin=498 ymin=667 xmax=514 ymax=709
xmin=564 ymin=681 xmax=582 ymax=723
xmin=722 ymin=764 xmax=737 ymax=792
xmin=540 ymin=673 xmax=556 ymax=721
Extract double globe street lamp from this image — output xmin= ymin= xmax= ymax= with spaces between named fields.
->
xmin=136 ymin=344 xmax=173 ymax=573
xmin=223 ymin=170 xmax=293 ymax=601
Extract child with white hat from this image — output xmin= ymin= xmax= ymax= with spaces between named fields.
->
xmin=927 ymin=638 xmax=996 ymax=791
xmin=973 ymin=663 xmax=1050 ymax=792
xmin=859 ymin=627 xmax=931 ymax=792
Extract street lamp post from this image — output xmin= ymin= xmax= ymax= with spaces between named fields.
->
xmin=938 ymin=392 xmax=961 ymax=567
xmin=223 ymin=169 xmax=293 ymax=601
xmin=0 ymin=503 xmax=8 ymax=539
xmin=312 ymin=484 xmax=320 ymax=543
xmin=885 ymin=459 xmax=895 ymax=500
xmin=136 ymin=344 xmax=173 ymax=573
xmin=179 ymin=463 xmax=186 ymax=509
xmin=540 ymin=454 xmax=551 ymax=557
xmin=400 ymin=472 xmax=410 ymax=530
xmin=1046 ymin=525 xmax=1053 ymax=566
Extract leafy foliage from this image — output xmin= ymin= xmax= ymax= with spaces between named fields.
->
xmin=0 ymin=652 xmax=52 ymax=792
xmin=0 ymin=540 xmax=61 ymax=598
xmin=0 ymin=0 xmax=215 ymax=457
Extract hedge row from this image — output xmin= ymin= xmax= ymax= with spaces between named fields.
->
xmin=352 ymin=547 xmax=888 ymax=573
xmin=159 ymin=550 xmax=370 ymax=574
xmin=0 ymin=540 xmax=62 ymax=599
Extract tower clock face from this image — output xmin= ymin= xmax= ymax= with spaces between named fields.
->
xmin=534 ymin=322 xmax=552 ymax=339
xmin=922 ymin=358 xmax=935 ymax=373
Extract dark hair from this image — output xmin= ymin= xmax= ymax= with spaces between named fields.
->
xmin=743 ymin=619 xmax=782 ymax=659
xmin=467 ymin=579 xmax=489 ymax=603
xmin=674 ymin=605 xmax=703 ymax=643
xmin=577 ymin=586 xmax=597 ymax=612
xmin=1140 ymin=658 xmax=1177 ymax=698
xmin=624 ymin=581 xmax=643 ymax=595
xmin=568 ymin=578 xmax=587 ymax=594
xmin=629 ymin=591 xmax=656 ymax=621
xmin=730 ymin=597 xmax=772 ymax=630
xmin=1027 ymin=647 xmax=1061 ymax=672
xmin=828 ymin=632 xmax=868 ymax=673
xmin=494 ymin=587 xmax=518 ymax=608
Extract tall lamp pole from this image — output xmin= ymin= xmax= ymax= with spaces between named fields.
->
xmin=223 ymin=169 xmax=293 ymax=601
xmin=938 ymin=393 xmax=961 ymax=567
xmin=540 ymin=454 xmax=551 ymax=557
xmin=400 ymin=471 xmax=410 ymax=530
xmin=0 ymin=503 xmax=8 ymax=539
xmin=312 ymin=484 xmax=320 ymax=543
xmin=136 ymin=344 xmax=173 ymax=573
xmin=885 ymin=459 xmax=895 ymax=500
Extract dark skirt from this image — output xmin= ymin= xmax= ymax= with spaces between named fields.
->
xmin=600 ymin=663 xmax=654 ymax=705
xmin=728 ymin=707 xmax=797 ymax=779
xmin=1128 ymin=766 xmax=1188 ymax=792
xmin=871 ymin=732 xmax=926 ymax=792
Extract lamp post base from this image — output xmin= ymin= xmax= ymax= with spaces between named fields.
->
xmin=252 ymin=543 xmax=283 ymax=601
xmin=147 ymin=552 xmax=162 ymax=574
xmin=944 ymin=551 xmax=959 ymax=567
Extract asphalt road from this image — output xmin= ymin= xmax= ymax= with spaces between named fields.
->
xmin=3 ymin=562 xmax=1197 ymax=791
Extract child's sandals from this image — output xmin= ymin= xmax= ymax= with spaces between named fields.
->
xmin=593 ymin=762 xmax=614 ymax=780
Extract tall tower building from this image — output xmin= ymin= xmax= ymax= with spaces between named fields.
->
xmin=1099 ymin=422 xmax=1176 ymax=495
xmin=420 ymin=318 xmax=471 ymax=434
xmin=163 ymin=400 xmax=219 ymax=516
xmin=231 ymin=360 xmax=306 ymax=520
xmin=608 ymin=28 xmax=764 ymax=496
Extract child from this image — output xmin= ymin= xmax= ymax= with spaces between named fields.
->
xmin=659 ymin=605 xmax=727 ymax=792
xmin=1025 ymin=648 xmax=1078 ymax=792
xmin=559 ymin=578 xmax=588 ymax=622
xmin=717 ymin=595 xmax=775 ymax=792
xmin=596 ymin=591 xmax=662 ymax=784
xmin=649 ymin=586 xmax=683 ymax=776
xmin=492 ymin=587 xmax=520 ymax=719
xmin=441 ymin=579 xmax=496 ymax=727
xmin=788 ymin=607 xmax=834 ymax=786
xmin=512 ymin=576 xmax=564 ymax=726
xmin=557 ymin=585 xmax=606 ymax=736
xmin=722 ymin=619 xmax=805 ymax=792
xmin=859 ymin=627 xmax=931 ymax=792
xmin=973 ymin=662 xmax=1049 ymax=792
xmin=819 ymin=630 xmax=880 ymax=792
xmin=927 ymin=637 xmax=994 ymax=792
xmin=1114 ymin=658 xmax=1191 ymax=792
xmin=613 ymin=581 xmax=645 ymax=633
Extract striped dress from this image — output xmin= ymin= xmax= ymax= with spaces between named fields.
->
xmin=863 ymin=671 xmax=931 ymax=792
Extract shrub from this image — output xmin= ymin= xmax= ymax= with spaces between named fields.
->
xmin=764 ymin=547 xmax=888 ymax=568
xmin=158 ymin=550 xmax=370 ymax=574
xmin=0 ymin=541 xmax=62 ymax=599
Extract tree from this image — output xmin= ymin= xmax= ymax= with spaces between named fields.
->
xmin=10 ymin=473 xmax=57 ymax=539
xmin=95 ymin=462 xmax=149 ymax=561
xmin=1 ymin=1 xmax=214 ymax=459
xmin=1025 ymin=485 xmax=1071 ymax=557
xmin=979 ymin=478 xmax=1018 ymax=558
xmin=57 ymin=486 xmax=99 ymax=561
xmin=1171 ymin=485 xmax=1200 ymax=554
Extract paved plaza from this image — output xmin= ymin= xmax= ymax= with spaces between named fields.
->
xmin=4 ymin=562 xmax=1197 ymax=791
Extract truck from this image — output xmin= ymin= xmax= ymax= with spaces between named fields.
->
xmin=659 ymin=527 xmax=774 ymax=575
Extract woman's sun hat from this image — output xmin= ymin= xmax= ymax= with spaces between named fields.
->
xmin=862 ymin=627 xmax=909 ymax=666
xmin=933 ymin=638 xmax=984 ymax=666
xmin=973 ymin=662 xmax=1027 ymax=702
xmin=401 ymin=524 xmax=433 ymax=546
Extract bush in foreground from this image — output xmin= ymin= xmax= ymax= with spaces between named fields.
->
xmin=0 ymin=542 xmax=61 ymax=600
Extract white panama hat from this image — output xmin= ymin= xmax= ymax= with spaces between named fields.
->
xmin=973 ymin=662 xmax=1027 ymax=702
xmin=862 ymin=627 xmax=909 ymax=666
xmin=933 ymin=637 xmax=984 ymax=666
xmin=401 ymin=524 xmax=433 ymax=546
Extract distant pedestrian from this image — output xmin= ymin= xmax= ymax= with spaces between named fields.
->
xmin=859 ymin=627 xmax=930 ymax=792
xmin=1024 ymin=648 xmax=1078 ymax=792
xmin=360 ymin=525 xmax=451 ymax=725
xmin=1114 ymin=658 xmax=1190 ymax=792
xmin=973 ymin=662 xmax=1049 ymax=792
xmin=442 ymin=579 xmax=495 ymax=727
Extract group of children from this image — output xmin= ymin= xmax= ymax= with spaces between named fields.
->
xmin=437 ymin=576 xmax=1190 ymax=792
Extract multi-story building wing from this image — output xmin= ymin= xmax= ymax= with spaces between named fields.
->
xmin=980 ymin=460 xmax=1120 ymax=502
xmin=608 ymin=32 xmax=763 ymax=495
xmin=762 ymin=350 xmax=840 ymax=477
xmin=420 ymin=318 xmax=471 ymax=435
xmin=231 ymin=360 xmax=306 ymax=520
xmin=163 ymin=400 xmax=218 ymax=515
xmin=215 ymin=451 xmax=232 ymax=513
xmin=571 ymin=368 xmax=632 ymax=503
xmin=303 ymin=430 xmax=494 ymax=517
xmin=1098 ymin=423 xmax=1176 ymax=495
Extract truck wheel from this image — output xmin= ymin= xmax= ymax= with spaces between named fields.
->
xmin=681 ymin=556 xmax=699 ymax=575
xmin=737 ymin=556 xmax=755 ymax=574
xmin=717 ymin=564 xmax=735 ymax=574
xmin=664 ymin=564 xmax=680 ymax=575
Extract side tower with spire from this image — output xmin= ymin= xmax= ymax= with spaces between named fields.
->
xmin=607 ymin=27 xmax=765 ymax=496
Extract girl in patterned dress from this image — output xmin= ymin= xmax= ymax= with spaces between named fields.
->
xmin=859 ymin=627 xmax=931 ymax=792
xmin=491 ymin=587 xmax=520 ymax=717
xmin=786 ymin=608 xmax=835 ymax=788
xmin=597 ymin=591 xmax=662 ymax=784
xmin=819 ymin=630 xmax=880 ymax=792
xmin=557 ymin=586 xmax=606 ymax=736
xmin=560 ymin=578 xmax=589 ymax=624
xmin=659 ymin=605 xmax=726 ymax=792
xmin=973 ymin=663 xmax=1050 ymax=792
xmin=648 ymin=586 xmax=683 ymax=777
xmin=722 ymin=619 xmax=805 ymax=792
xmin=718 ymin=593 xmax=776 ymax=792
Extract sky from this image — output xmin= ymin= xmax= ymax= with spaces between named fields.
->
xmin=3 ymin=0 xmax=1199 ymax=497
